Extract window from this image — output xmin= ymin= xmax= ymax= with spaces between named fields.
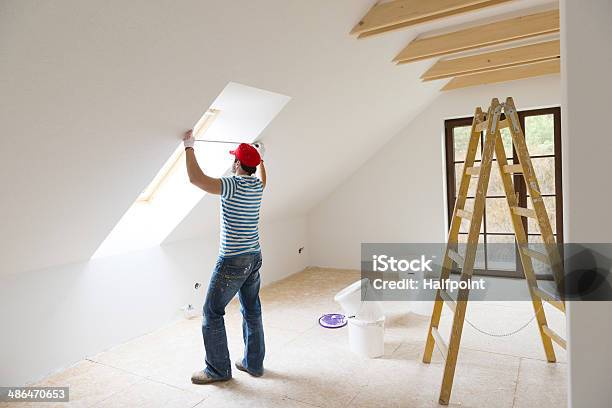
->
xmin=445 ymin=107 xmax=562 ymax=278
xmin=92 ymin=82 xmax=291 ymax=259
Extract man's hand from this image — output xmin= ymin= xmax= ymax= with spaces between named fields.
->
xmin=183 ymin=129 xmax=195 ymax=149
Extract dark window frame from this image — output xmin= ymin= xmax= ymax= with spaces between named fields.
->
xmin=444 ymin=107 xmax=563 ymax=279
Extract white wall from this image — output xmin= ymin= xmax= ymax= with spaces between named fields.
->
xmin=561 ymin=0 xmax=612 ymax=406
xmin=0 ymin=216 xmax=308 ymax=386
xmin=308 ymin=76 xmax=561 ymax=270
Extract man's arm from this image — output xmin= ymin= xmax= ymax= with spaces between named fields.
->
xmin=257 ymin=161 xmax=266 ymax=189
xmin=183 ymin=130 xmax=222 ymax=195
xmin=254 ymin=142 xmax=266 ymax=189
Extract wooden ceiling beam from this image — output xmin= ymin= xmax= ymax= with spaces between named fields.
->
xmin=422 ymin=40 xmax=560 ymax=81
xmin=351 ymin=0 xmax=513 ymax=38
xmin=441 ymin=58 xmax=560 ymax=91
xmin=394 ymin=9 xmax=560 ymax=63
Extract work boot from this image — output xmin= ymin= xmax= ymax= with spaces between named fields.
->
xmin=234 ymin=360 xmax=263 ymax=377
xmin=191 ymin=370 xmax=230 ymax=384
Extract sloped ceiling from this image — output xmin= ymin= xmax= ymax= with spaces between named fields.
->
xmin=0 ymin=0 xmax=550 ymax=275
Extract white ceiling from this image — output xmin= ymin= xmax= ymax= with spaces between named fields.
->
xmin=0 ymin=0 xmax=554 ymax=275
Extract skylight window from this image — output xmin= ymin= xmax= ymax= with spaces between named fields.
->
xmin=92 ymin=82 xmax=290 ymax=259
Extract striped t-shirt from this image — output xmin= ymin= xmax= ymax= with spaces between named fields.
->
xmin=219 ymin=175 xmax=263 ymax=256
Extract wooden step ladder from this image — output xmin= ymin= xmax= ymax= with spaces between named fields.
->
xmin=423 ymin=97 xmax=566 ymax=405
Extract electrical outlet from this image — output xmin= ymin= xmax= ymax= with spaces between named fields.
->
xmin=298 ymin=247 xmax=304 ymax=254
xmin=182 ymin=304 xmax=199 ymax=319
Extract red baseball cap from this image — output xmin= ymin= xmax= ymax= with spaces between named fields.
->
xmin=230 ymin=143 xmax=261 ymax=167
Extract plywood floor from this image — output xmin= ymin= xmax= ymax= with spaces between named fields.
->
xmin=15 ymin=268 xmax=567 ymax=408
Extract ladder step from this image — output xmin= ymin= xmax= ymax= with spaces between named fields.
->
xmin=465 ymin=166 xmax=481 ymax=176
xmin=439 ymin=289 xmax=456 ymax=313
xmin=456 ymin=209 xmax=473 ymax=220
xmin=503 ymin=164 xmax=523 ymax=173
xmin=431 ymin=327 xmax=448 ymax=360
xmin=521 ymin=247 xmax=551 ymax=265
xmin=532 ymin=286 xmax=565 ymax=313
xmin=542 ymin=325 xmax=566 ymax=350
xmin=511 ymin=206 xmax=537 ymax=218
xmin=474 ymin=118 xmax=509 ymax=132
xmin=447 ymin=249 xmax=464 ymax=267
xmin=474 ymin=120 xmax=487 ymax=132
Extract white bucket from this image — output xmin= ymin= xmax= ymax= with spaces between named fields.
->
xmin=334 ymin=279 xmax=384 ymax=321
xmin=348 ymin=317 xmax=385 ymax=358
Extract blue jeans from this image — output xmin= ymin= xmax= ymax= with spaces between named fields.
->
xmin=202 ymin=252 xmax=265 ymax=379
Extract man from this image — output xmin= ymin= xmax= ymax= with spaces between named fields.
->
xmin=182 ymin=130 xmax=267 ymax=384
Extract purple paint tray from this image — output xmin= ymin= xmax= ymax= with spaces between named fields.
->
xmin=319 ymin=313 xmax=347 ymax=329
